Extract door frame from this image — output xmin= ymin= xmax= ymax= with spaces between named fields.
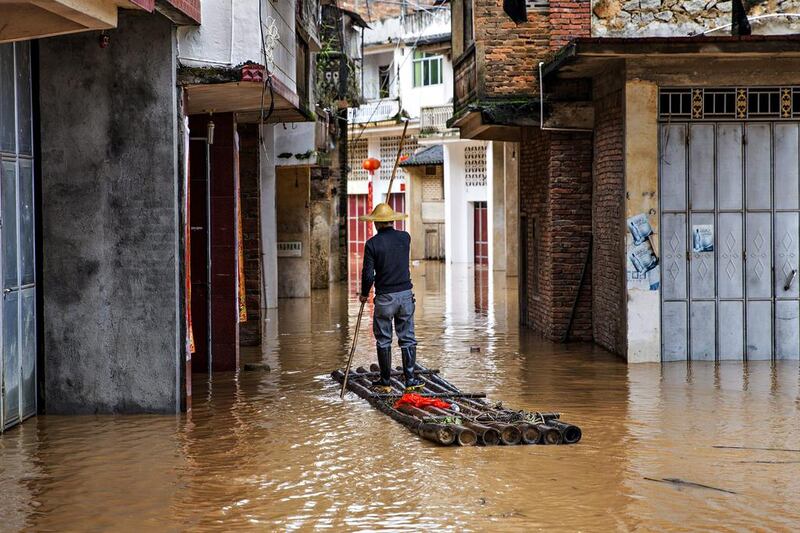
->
xmin=659 ymin=119 xmax=800 ymax=361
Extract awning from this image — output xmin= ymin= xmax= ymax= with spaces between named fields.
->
xmin=413 ymin=33 xmax=451 ymax=55
xmin=400 ymin=145 xmax=443 ymax=167
xmin=181 ymin=64 xmax=311 ymax=122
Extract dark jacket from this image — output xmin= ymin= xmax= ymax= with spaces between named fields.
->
xmin=360 ymin=226 xmax=413 ymax=296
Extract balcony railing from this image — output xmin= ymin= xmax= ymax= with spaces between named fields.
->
xmin=453 ymin=45 xmax=477 ymax=113
xmin=348 ymin=99 xmax=401 ymax=124
xmin=420 ymin=105 xmax=458 ymax=137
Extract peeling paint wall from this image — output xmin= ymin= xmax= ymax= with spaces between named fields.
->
xmin=504 ymin=143 xmax=519 ymax=277
xmin=624 ymin=79 xmax=660 ymax=363
xmin=177 ymin=0 xmax=297 ymax=93
xmin=593 ymin=0 xmax=800 ymax=37
xmin=276 ymin=166 xmax=311 ymax=297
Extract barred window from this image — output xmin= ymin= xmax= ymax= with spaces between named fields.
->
xmin=659 ymin=87 xmax=800 ymax=121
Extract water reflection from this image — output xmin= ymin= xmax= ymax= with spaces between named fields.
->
xmin=0 ymin=262 xmax=799 ymax=530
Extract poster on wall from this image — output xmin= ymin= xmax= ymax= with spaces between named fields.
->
xmin=630 ymin=239 xmax=659 ymax=274
xmin=627 ymin=213 xmax=653 ymax=245
xmin=692 ymin=224 xmax=714 ymax=252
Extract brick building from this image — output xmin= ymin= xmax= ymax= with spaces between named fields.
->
xmin=451 ymin=0 xmax=800 ymax=362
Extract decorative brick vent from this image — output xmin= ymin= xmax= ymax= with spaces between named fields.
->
xmin=464 ymin=146 xmax=487 ymax=188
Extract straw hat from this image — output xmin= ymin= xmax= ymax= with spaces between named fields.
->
xmin=358 ymin=203 xmax=408 ymax=222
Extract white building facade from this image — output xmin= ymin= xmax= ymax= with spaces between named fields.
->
xmin=347 ymin=6 xmax=517 ymax=272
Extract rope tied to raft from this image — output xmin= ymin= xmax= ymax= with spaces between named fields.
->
xmin=474 ymin=410 xmax=552 ymax=425
xmin=423 ymin=416 xmax=463 ymax=426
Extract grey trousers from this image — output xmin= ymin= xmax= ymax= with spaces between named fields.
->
xmin=373 ymin=289 xmax=417 ymax=349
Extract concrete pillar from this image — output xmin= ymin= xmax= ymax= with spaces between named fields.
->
xmin=491 ymin=141 xmax=506 ymax=271
xmin=276 ymin=166 xmax=311 ymax=297
xmin=624 ymin=79 xmax=660 ymax=363
xmin=310 ymin=167 xmax=332 ymax=290
xmin=443 ymin=142 xmax=472 ymax=264
xmin=259 ymin=124 xmax=278 ymax=308
xmin=39 ymin=12 xmax=181 ymax=413
xmin=408 ymin=167 xmax=425 ymax=260
xmin=504 ymin=142 xmax=519 ymax=277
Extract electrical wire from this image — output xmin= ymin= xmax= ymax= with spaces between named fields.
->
xmin=258 ymin=0 xmax=276 ymax=154
xmin=347 ymin=0 xmax=449 ymax=142
xmin=700 ymin=12 xmax=800 ymax=35
xmin=348 ymin=27 xmax=432 ymax=144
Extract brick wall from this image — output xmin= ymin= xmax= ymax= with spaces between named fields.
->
xmin=238 ymin=124 xmax=262 ymax=346
xmin=475 ymin=0 xmax=591 ymax=98
xmin=519 ymin=126 xmax=593 ymax=341
xmin=548 ymin=0 xmax=591 ymax=49
xmin=339 ymin=0 xmax=439 ymax=22
xmin=519 ymin=127 xmax=552 ymax=334
xmin=591 ymin=70 xmax=626 ymax=355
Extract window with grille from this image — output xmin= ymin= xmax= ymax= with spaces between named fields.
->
xmin=464 ymin=146 xmax=487 ymax=187
xmin=659 ymin=87 xmax=800 ymax=121
xmin=378 ymin=65 xmax=391 ymax=99
xmin=348 ymin=138 xmax=369 ymax=181
xmin=379 ymin=136 xmax=418 ymax=181
xmin=413 ymin=51 xmax=443 ymax=87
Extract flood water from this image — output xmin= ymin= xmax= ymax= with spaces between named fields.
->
xmin=1 ymin=262 xmax=800 ymax=531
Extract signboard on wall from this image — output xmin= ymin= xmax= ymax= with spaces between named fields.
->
xmin=277 ymin=241 xmax=303 ymax=257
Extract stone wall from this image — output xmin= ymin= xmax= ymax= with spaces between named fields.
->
xmin=593 ymin=0 xmax=800 ymax=37
xmin=592 ymin=70 xmax=626 ymax=356
xmin=519 ymin=127 xmax=593 ymax=341
xmin=39 ymin=12 xmax=181 ymax=413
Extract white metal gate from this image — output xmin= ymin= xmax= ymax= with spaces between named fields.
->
xmin=660 ymin=121 xmax=800 ymax=361
xmin=1 ymin=42 xmax=37 ymax=431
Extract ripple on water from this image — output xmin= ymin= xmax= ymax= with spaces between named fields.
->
xmin=1 ymin=264 xmax=800 ymax=530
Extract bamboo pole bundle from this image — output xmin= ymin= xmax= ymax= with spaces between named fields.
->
xmin=332 ymin=360 xmax=583 ymax=447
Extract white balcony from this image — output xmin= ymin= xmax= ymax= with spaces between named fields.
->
xmin=420 ymin=105 xmax=458 ymax=138
xmin=348 ymin=99 xmax=401 ymax=124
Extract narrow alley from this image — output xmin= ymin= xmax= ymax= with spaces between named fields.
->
xmin=1 ymin=263 xmax=798 ymax=531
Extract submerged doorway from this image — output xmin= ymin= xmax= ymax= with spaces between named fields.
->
xmin=660 ymin=121 xmax=800 ymax=361
xmin=0 ymin=42 xmax=37 ymax=431
xmin=473 ymin=201 xmax=488 ymax=266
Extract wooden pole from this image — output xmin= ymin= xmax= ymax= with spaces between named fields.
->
xmin=384 ymin=120 xmax=409 ymax=204
xmin=340 ymin=301 xmax=366 ymax=399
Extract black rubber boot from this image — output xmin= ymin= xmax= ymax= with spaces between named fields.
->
xmin=402 ymin=346 xmax=424 ymax=391
xmin=371 ymin=346 xmax=392 ymax=392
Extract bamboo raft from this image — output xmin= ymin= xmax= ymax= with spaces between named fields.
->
xmin=331 ymin=364 xmax=582 ymax=447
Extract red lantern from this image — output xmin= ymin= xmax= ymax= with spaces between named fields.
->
xmin=362 ymin=157 xmax=381 ymax=176
xmin=399 ymin=155 xmax=409 ymax=163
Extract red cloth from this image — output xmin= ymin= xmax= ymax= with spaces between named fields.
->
xmin=393 ymin=393 xmax=451 ymax=410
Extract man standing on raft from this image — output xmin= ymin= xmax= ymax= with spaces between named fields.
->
xmin=359 ymin=202 xmax=423 ymax=393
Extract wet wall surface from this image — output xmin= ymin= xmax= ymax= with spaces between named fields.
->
xmin=38 ymin=11 xmax=180 ymax=413
xmin=1 ymin=262 xmax=799 ymax=531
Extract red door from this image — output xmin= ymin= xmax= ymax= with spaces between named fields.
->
xmin=474 ymin=201 xmax=488 ymax=266
xmin=388 ymin=192 xmax=406 ymax=232
xmin=348 ymin=194 xmax=372 ymax=257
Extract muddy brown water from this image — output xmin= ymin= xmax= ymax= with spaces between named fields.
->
xmin=1 ymin=262 xmax=799 ymax=531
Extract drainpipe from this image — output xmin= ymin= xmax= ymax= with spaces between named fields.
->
xmin=538 ymin=61 xmax=592 ymax=133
